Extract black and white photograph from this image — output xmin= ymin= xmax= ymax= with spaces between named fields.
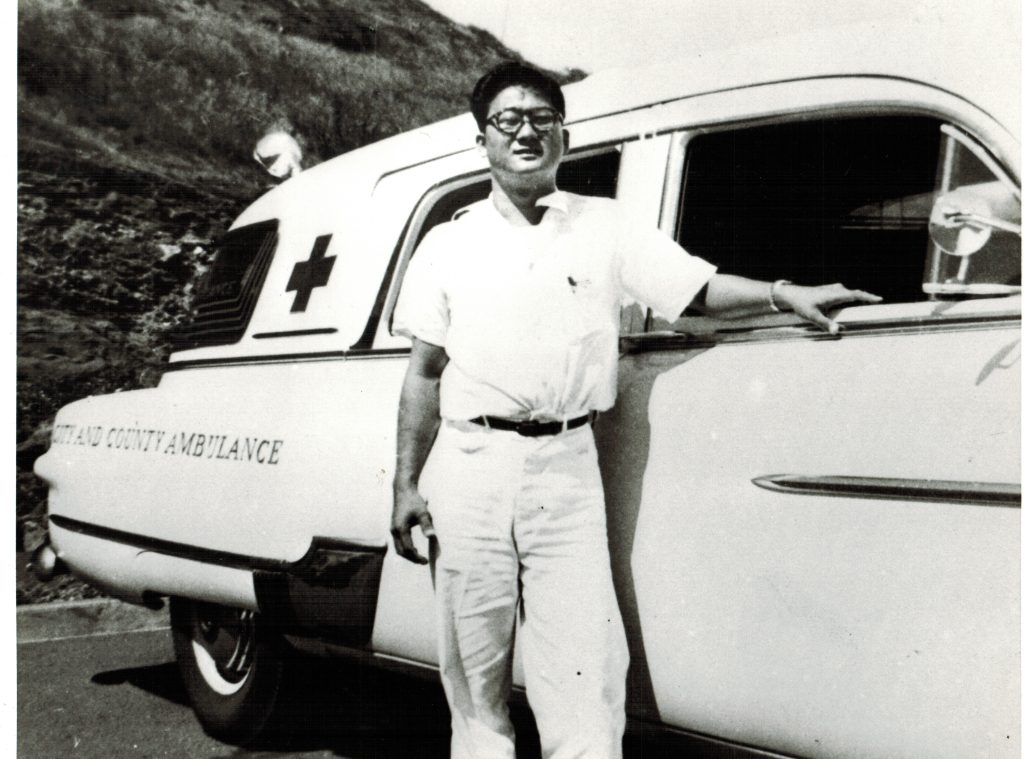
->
xmin=15 ymin=1 xmax=1021 ymax=757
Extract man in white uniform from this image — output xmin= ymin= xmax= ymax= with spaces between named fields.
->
xmin=391 ymin=62 xmax=880 ymax=759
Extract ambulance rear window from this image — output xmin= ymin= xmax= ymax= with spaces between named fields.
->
xmin=172 ymin=219 xmax=279 ymax=351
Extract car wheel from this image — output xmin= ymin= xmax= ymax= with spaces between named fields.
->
xmin=170 ymin=597 xmax=287 ymax=745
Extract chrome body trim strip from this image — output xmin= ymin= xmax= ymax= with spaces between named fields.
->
xmin=753 ymin=474 xmax=1021 ymax=507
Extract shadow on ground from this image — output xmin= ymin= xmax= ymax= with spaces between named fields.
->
xmin=91 ymin=661 xmax=191 ymax=707
xmin=90 ymin=654 xmax=711 ymax=758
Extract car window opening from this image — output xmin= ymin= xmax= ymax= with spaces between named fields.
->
xmin=676 ymin=116 xmax=955 ymax=307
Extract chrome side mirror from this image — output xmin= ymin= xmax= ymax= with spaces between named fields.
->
xmin=929 ymin=186 xmax=1021 ymax=257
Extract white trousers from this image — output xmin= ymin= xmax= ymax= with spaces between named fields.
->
xmin=422 ymin=420 xmax=629 ymax=759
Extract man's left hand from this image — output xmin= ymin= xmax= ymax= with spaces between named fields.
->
xmin=776 ymin=282 xmax=883 ymax=334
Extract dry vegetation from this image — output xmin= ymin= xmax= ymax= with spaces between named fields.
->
xmin=18 ymin=0 xmax=556 ymax=184
xmin=17 ymin=0 xmax=583 ymax=602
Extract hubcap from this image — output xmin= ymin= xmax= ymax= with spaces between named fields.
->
xmin=190 ymin=603 xmax=255 ymax=695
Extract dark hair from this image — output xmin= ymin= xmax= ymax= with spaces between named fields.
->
xmin=470 ymin=61 xmax=565 ymax=131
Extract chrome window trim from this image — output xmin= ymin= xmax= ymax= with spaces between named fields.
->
xmin=622 ymin=308 xmax=1020 ymax=353
xmin=940 ymin=124 xmax=1021 ymax=200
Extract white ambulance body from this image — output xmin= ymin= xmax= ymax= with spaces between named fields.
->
xmin=34 ymin=19 xmax=1020 ymax=758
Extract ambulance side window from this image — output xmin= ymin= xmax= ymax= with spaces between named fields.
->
xmin=377 ymin=148 xmax=623 ymax=344
xmin=172 ymin=219 xmax=279 ymax=351
xmin=412 ymin=148 xmax=622 ymax=249
xmin=674 ymin=115 xmax=943 ymax=306
xmin=558 ymin=148 xmax=620 ymax=199
xmin=412 ymin=180 xmax=490 ymax=249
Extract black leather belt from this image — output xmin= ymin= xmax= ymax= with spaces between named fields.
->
xmin=468 ymin=414 xmax=591 ymax=437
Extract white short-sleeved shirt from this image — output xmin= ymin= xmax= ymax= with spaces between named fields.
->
xmin=392 ymin=191 xmax=716 ymax=421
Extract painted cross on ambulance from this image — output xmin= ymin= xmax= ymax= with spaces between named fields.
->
xmin=286 ymin=234 xmax=335 ymax=312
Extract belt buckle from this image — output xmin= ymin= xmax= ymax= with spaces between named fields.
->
xmin=515 ymin=418 xmax=547 ymax=436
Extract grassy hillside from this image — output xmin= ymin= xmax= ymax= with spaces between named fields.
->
xmin=18 ymin=0 xmax=567 ymax=188
xmin=16 ymin=0 xmax=582 ymax=602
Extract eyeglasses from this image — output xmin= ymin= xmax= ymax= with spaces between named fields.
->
xmin=485 ymin=107 xmax=563 ymax=136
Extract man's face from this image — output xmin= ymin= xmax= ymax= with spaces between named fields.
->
xmin=477 ymin=85 xmax=567 ymax=189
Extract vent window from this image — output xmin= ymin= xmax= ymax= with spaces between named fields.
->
xmin=172 ymin=219 xmax=278 ymax=351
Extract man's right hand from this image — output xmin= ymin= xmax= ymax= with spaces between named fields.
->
xmin=392 ymin=337 xmax=447 ymax=565
xmin=391 ymin=486 xmax=436 ymax=564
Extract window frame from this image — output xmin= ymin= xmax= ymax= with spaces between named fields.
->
xmin=922 ymin=123 xmax=1022 ymax=296
xmin=367 ymin=144 xmax=631 ymax=351
xmin=637 ymin=95 xmax=1021 ymax=339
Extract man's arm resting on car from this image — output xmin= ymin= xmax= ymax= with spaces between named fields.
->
xmin=694 ymin=273 xmax=883 ymax=333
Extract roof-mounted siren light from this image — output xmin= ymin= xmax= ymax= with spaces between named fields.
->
xmin=254 ymin=131 xmax=303 ymax=182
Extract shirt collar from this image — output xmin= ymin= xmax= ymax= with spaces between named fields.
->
xmin=485 ymin=190 xmax=570 ymax=219
xmin=536 ymin=190 xmax=569 ymax=214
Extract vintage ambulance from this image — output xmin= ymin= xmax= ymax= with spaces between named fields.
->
xmin=33 ymin=18 xmax=1020 ymax=759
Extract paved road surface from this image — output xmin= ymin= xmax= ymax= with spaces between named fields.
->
xmin=17 ymin=625 xmax=466 ymax=758
xmin=18 ymin=612 xmax=692 ymax=758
